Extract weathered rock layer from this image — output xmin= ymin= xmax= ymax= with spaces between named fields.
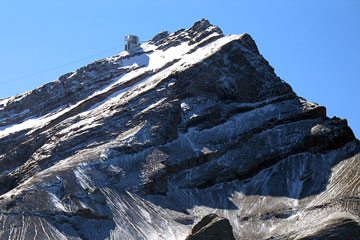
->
xmin=0 ymin=19 xmax=359 ymax=239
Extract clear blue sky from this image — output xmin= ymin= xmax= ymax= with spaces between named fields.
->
xmin=1 ymin=0 xmax=359 ymax=138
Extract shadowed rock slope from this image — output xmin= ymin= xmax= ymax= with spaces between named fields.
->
xmin=185 ymin=213 xmax=235 ymax=240
xmin=0 ymin=19 xmax=359 ymax=240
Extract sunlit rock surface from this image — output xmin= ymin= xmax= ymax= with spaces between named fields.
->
xmin=0 ymin=19 xmax=359 ymax=240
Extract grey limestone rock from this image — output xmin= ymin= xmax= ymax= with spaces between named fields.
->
xmin=0 ymin=18 xmax=359 ymax=240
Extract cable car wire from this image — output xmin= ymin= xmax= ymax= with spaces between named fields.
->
xmin=0 ymin=44 xmax=125 ymax=85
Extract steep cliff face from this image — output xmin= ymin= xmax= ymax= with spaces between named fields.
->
xmin=0 ymin=19 xmax=359 ymax=240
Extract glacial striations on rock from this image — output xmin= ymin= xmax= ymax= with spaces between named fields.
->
xmin=0 ymin=19 xmax=359 ymax=239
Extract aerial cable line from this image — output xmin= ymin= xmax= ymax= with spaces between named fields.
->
xmin=0 ymin=44 xmax=125 ymax=85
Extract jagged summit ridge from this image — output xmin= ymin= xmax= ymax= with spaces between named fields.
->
xmin=0 ymin=19 xmax=283 ymax=138
xmin=150 ymin=18 xmax=223 ymax=46
xmin=0 ymin=19 xmax=359 ymax=240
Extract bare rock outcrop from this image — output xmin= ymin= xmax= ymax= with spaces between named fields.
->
xmin=186 ymin=214 xmax=235 ymax=240
xmin=0 ymin=19 xmax=359 ymax=240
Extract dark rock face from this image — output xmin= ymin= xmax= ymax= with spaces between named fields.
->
xmin=0 ymin=19 xmax=359 ymax=239
xmin=298 ymin=218 xmax=360 ymax=240
xmin=186 ymin=214 xmax=235 ymax=240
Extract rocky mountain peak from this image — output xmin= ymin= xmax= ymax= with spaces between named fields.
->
xmin=150 ymin=18 xmax=223 ymax=49
xmin=190 ymin=18 xmax=213 ymax=31
xmin=0 ymin=19 xmax=359 ymax=240
xmin=187 ymin=18 xmax=223 ymax=38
